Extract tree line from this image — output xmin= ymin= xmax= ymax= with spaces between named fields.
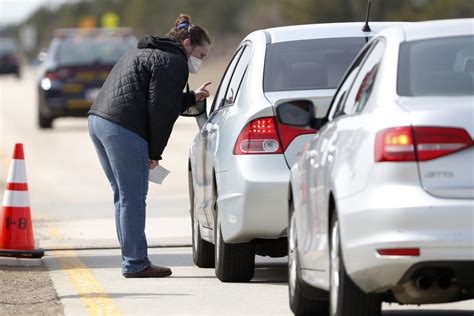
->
xmin=1 ymin=0 xmax=473 ymax=58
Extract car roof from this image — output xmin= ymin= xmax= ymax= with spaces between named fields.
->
xmin=264 ymin=22 xmax=408 ymax=43
xmin=398 ymin=18 xmax=474 ymax=42
xmin=53 ymin=27 xmax=134 ymax=39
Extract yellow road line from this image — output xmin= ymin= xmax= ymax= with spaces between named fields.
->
xmin=48 ymin=225 xmax=122 ymax=316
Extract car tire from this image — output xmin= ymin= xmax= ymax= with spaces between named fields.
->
xmin=214 ymin=208 xmax=255 ymax=282
xmin=288 ymin=205 xmax=328 ymax=315
xmin=330 ymin=213 xmax=381 ymax=316
xmin=189 ymin=172 xmax=215 ymax=268
xmin=38 ymin=110 xmax=53 ymax=129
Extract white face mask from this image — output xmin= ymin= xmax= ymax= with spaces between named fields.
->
xmin=188 ymin=55 xmax=203 ymax=74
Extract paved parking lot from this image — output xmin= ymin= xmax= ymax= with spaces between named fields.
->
xmin=0 ymin=67 xmax=472 ymax=315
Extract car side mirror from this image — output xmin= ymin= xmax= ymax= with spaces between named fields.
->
xmin=181 ymin=99 xmax=206 ymax=117
xmin=276 ymin=100 xmax=316 ymax=129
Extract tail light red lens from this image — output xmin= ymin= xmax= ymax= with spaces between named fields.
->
xmin=45 ymin=68 xmax=73 ymax=80
xmin=45 ymin=71 xmax=60 ymax=80
xmin=375 ymin=126 xmax=473 ymax=162
xmin=233 ymin=116 xmax=316 ymax=155
xmin=276 ymin=123 xmax=316 ymax=150
xmin=233 ymin=117 xmax=282 ymax=155
xmin=9 ymin=53 xmax=20 ymax=63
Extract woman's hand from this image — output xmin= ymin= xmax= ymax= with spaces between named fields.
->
xmin=195 ymin=81 xmax=212 ymax=102
xmin=149 ymin=160 xmax=159 ymax=170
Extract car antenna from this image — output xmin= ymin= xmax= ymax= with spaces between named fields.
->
xmin=362 ymin=0 xmax=372 ymax=32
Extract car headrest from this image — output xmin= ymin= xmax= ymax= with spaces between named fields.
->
xmin=463 ymin=58 xmax=474 ymax=73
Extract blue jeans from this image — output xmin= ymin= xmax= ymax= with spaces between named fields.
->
xmin=88 ymin=115 xmax=151 ymax=273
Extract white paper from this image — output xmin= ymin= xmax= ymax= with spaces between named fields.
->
xmin=149 ymin=165 xmax=170 ymax=184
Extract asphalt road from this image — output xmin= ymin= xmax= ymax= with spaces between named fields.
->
xmin=0 ymin=67 xmax=472 ymax=315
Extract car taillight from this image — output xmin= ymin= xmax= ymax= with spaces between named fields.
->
xmin=233 ymin=116 xmax=316 ymax=155
xmin=375 ymin=126 xmax=473 ymax=162
xmin=233 ymin=117 xmax=282 ymax=155
xmin=276 ymin=123 xmax=316 ymax=150
xmin=46 ymin=68 xmax=73 ymax=80
xmin=45 ymin=71 xmax=60 ymax=80
xmin=9 ymin=53 xmax=20 ymax=63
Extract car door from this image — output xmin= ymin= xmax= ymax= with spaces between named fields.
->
xmin=203 ymin=43 xmax=253 ymax=228
xmin=306 ymin=39 xmax=386 ymax=272
xmin=299 ymin=40 xmax=380 ymax=272
xmin=198 ymin=44 xmax=251 ymax=228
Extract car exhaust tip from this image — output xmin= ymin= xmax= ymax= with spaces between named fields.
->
xmin=415 ymin=276 xmax=432 ymax=289
xmin=437 ymin=275 xmax=452 ymax=289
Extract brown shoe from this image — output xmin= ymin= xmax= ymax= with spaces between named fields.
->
xmin=123 ymin=264 xmax=172 ymax=278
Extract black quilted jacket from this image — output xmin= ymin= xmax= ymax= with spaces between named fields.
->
xmin=88 ymin=36 xmax=195 ymax=160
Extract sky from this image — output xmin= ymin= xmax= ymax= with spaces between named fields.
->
xmin=0 ymin=0 xmax=61 ymax=27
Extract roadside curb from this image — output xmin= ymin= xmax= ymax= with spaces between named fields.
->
xmin=0 ymin=256 xmax=43 ymax=267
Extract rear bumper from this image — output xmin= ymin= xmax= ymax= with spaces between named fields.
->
xmin=39 ymin=88 xmax=93 ymax=118
xmin=0 ymin=63 xmax=19 ymax=74
xmin=217 ymin=155 xmax=290 ymax=243
xmin=338 ymin=185 xmax=474 ymax=294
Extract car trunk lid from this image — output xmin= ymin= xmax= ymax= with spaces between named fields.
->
xmin=398 ymin=96 xmax=474 ymax=199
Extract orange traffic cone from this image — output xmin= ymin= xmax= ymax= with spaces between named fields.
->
xmin=0 ymin=144 xmax=44 ymax=258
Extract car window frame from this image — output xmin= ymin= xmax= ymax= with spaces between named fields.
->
xmin=344 ymin=38 xmax=386 ymax=115
xmin=209 ymin=44 xmax=247 ymax=114
xmin=221 ymin=42 xmax=252 ymax=108
xmin=327 ymin=40 xmax=377 ymax=121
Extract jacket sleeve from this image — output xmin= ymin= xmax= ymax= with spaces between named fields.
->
xmin=147 ymin=57 xmax=188 ymax=160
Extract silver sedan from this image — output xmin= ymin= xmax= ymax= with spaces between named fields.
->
xmin=277 ymin=18 xmax=474 ymax=315
xmin=188 ymin=22 xmax=399 ymax=282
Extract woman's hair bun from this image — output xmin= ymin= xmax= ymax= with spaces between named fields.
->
xmin=175 ymin=14 xmax=191 ymax=27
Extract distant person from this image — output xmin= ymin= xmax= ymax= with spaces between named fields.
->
xmin=88 ymin=14 xmax=211 ymax=278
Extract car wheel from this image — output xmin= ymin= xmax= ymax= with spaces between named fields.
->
xmin=190 ymin=172 xmax=215 ymax=268
xmin=214 ymin=207 xmax=255 ymax=282
xmin=38 ymin=111 xmax=53 ymax=129
xmin=330 ymin=213 xmax=381 ymax=316
xmin=288 ymin=204 xmax=328 ymax=315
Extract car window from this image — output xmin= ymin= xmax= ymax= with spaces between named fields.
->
xmin=0 ymin=38 xmax=18 ymax=54
xmin=398 ymin=35 xmax=474 ymax=96
xmin=222 ymin=44 xmax=252 ymax=107
xmin=210 ymin=45 xmax=245 ymax=113
xmin=264 ymin=37 xmax=366 ymax=92
xmin=328 ymin=41 xmax=376 ymax=120
xmin=54 ymin=37 xmax=135 ymax=65
xmin=345 ymin=40 xmax=385 ymax=114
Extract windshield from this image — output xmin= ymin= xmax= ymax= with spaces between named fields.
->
xmin=54 ymin=37 xmax=135 ymax=65
xmin=397 ymin=36 xmax=474 ymax=96
xmin=264 ymin=37 xmax=366 ymax=92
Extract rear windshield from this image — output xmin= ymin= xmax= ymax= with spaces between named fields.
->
xmin=55 ymin=37 xmax=135 ymax=65
xmin=0 ymin=38 xmax=17 ymax=54
xmin=397 ymin=36 xmax=474 ymax=96
xmin=264 ymin=37 xmax=366 ymax=92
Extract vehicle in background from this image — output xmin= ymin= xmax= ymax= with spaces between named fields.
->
xmin=188 ymin=22 xmax=400 ymax=283
xmin=0 ymin=37 xmax=21 ymax=78
xmin=277 ymin=18 xmax=474 ymax=315
xmin=37 ymin=28 xmax=137 ymax=128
